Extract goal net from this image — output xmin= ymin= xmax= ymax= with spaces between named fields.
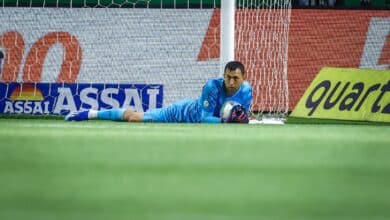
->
xmin=236 ymin=0 xmax=290 ymax=123
xmin=0 ymin=0 xmax=291 ymax=121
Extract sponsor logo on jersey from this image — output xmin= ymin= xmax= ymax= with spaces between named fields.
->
xmin=203 ymin=100 xmax=209 ymax=108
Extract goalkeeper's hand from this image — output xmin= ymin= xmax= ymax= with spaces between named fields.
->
xmin=223 ymin=105 xmax=249 ymax=124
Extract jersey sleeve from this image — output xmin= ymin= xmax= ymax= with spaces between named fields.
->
xmin=199 ymin=80 xmax=221 ymax=123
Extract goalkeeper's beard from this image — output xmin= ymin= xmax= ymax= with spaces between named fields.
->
xmin=225 ymin=85 xmax=238 ymax=96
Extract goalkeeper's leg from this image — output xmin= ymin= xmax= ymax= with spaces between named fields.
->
xmin=65 ymin=109 xmax=143 ymax=122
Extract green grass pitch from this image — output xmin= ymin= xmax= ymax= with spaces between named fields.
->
xmin=0 ymin=118 xmax=390 ymax=220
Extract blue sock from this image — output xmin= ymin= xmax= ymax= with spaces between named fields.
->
xmin=97 ymin=109 xmax=125 ymax=121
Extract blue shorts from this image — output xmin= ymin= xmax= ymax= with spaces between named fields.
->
xmin=143 ymin=99 xmax=200 ymax=123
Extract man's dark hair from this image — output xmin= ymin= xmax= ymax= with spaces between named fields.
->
xmin=224 ymin=61 xmax=245 ymax=75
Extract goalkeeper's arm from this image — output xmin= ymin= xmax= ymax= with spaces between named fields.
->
xmin=200 ymin=104 xmax=249 ymax=123
xmin=198 ymin=81 xmax=221 ymax=123
xmin=200 ymin=110 xmax=221 ymax=123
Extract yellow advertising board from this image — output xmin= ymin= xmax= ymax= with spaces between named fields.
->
xmin=291 ymin=68 xmax=390 ymax=122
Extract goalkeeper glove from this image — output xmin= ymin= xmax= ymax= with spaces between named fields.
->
xmin=231 ymin=105 xmax=249 ymax=123
xmin=221 ymin=104 xmax=249 ymax=123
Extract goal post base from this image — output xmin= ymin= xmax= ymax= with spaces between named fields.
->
xmin=249 ymin=112 xmax=287 ymax=125
xmin=249 ymin=118 xmax=285 ymax=125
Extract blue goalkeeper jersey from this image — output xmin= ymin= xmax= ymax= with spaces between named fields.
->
xmin=143 ymin=77 xmax=252 ymax=123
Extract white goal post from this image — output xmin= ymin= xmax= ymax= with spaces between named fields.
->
xmin=0 ymin=0 xmax=291 ymax=123
xmin=220 ymin=0 xmax=235 ymax=74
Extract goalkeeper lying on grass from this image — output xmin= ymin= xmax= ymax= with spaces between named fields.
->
xmin=65 ymin=61 xmax=252 ymax=123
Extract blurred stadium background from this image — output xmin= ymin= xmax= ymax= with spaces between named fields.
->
xmin=0 ymin=0 xmax=389 ymax=219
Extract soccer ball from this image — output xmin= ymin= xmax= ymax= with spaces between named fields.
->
xmin=220 ymin=101 xmax=239 ymax=122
